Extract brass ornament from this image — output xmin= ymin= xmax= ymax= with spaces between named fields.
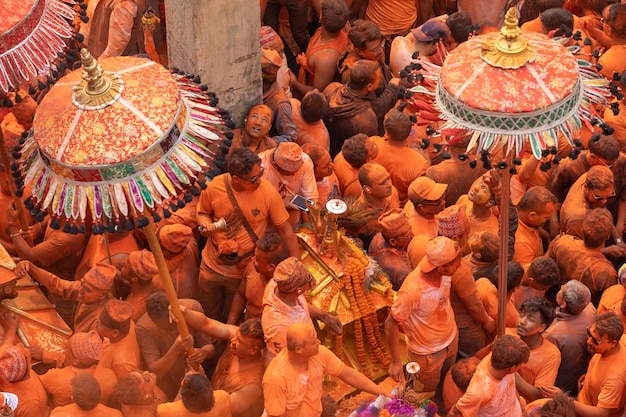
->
xmin=481 ymin=8 xmax=536 ymax=69
xmin=72 ymin=48 xmax=124 ymax=110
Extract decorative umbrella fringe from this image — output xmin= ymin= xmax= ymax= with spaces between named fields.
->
xmin=0 ymin=0 xmax=76 ymax=93
xmin=18 ymin=68 xmax=232 ymax=229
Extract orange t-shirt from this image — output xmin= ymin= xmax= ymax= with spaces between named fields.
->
xmin=41 ymin=365 xmax=117 ymax=407
xmin=263 ymin=346 xmax=344 ymax=417
xmin=371 ymin=136 xmax=428 ymax=205
xmin=3 ymin=370 xmax=50 ymax=417
xmin=513 ymin=219 xmax=543 ymax=270
xmin=333 ymin=152 xmax=362 ymax=199
xmin=578 ymin=346 xmax=626 ymax=417
xmin=402 ymin=201 xmax=438 ymax=239
xmin=98 ymin=320 xmax=143 ymax=377
xmin=391 ymin=266 xmax=457 ymax=355
xmin=504 ymin=329 xmax=561 ymax=387
xmin=598 ymin=47 xmax=626 ymax=81
xmin=197 ymin=174 xmax=289 ymax=280
xmin=475 ymin=278 xmax=519 ymax=328
xmin=51 ymin=403 xmax=123 ymax=417
xmin=454 ymin=355 xmax=523 ymax=417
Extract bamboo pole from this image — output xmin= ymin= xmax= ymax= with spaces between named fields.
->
xmin=142 ymin=216 xmax=196 ymax=361
xmin=0 ymin=128 xmax=33 ymax=246
xmin=497 ymin=162 xmax=511 ymax=336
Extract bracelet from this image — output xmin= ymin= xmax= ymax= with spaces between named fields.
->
xmin=9 ymin=232 xmax=21 ymax=239
xmin=616 ymin=238 xmax=623 ymax=244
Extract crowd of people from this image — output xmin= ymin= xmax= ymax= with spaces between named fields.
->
xmin=2 ymin=0 xmax=626 ymax=416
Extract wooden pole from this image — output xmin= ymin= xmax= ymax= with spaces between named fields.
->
xmin=0 ymin=128 xmax=33 ymax=246
xmin=142 ymin=217 xmax=196 ymax=360
xmin=497 ymin=162 xmax=511 ymax=336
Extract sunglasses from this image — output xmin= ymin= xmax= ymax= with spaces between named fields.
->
xmin=587 ymin=327 xmax=607 ymax=345
xmin=590 ymin=188 xmax=616 ymax=201
xmin=236 ymin=167 xmax=264 ymax=184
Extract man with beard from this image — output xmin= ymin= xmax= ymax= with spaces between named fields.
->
xmin=542 ymin=312 xmax=626 ymax=417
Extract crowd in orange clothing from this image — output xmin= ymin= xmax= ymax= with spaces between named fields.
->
xmin=1 ymin=0 xmax=626 ymax=416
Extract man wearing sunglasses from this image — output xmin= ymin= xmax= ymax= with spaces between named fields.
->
xmin=541 ymin=312 xmax=626 ymax=417
xmin=561 ymin=166 xmax=625 ymax=253
xmin=197 ymin=148 xmax=300 ymax=322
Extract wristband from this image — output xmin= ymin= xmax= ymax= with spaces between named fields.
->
xmin=9 ymin=232 xmax=21 ymax=239
xmin=616 ymin=238 xmax=623 ymax=244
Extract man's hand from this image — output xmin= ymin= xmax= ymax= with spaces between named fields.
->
xmin=321 ymin=313 xmax=343 ymax=335
xmin=539 ymin=385 xmax=563 ymax=399
xmin=388 ymin=360 xmax=405 ymax=383
xmin=174 ymin=334 xmax=194 ymax=355
xmin=28 ymin=346 xmax=44 ymax=362
xmin=14 ymin=261 xmax=32 ymax=278
xmin=0 ymin=311 xmax=18 ymax=331
xmin=482 ymin=316 xmax=496 ymax=338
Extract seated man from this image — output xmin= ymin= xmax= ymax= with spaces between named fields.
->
xmin=180 ymin=308 xmax=265 ymax=417
xmin=157 ymin=373 xmax=231 ymax=417
xmin=368 ymin=209 xmax=413 ymax=290
xmin=50 ymin=373 xmax=122 ymax=417
xmin=263 ymin=323 xmax=387 ymax=417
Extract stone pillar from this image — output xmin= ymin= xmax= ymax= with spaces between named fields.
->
xmin=164 ymin=0 xmax=261 ymax=127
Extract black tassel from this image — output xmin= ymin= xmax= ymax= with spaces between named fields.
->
xmin=51 ymin=217 xmax=61 ymax=229
xmin=152 ymin=211 xmax=162 ymax=222
xmin=125 ymin=218 xmax=135 ymax=231
xmin=162 ymin=208 xmax=172 ymax=218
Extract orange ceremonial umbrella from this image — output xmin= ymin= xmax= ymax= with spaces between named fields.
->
xmin=16 ymin=49 xmax=231 ymax=348
xmin=431 ymin=9 xmax=611 ymax=334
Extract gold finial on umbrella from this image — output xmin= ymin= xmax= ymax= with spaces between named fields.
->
xmin=72 ymin=49 xmax=124 ymax=109
xmin=481 ymin=8 xmax=536 ymax=69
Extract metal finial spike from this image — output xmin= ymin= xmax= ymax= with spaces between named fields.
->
xmin=80 ymin=48 xmax=111 ymax=96
xmin=72 ymin=49 xmax=124 ymax=110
